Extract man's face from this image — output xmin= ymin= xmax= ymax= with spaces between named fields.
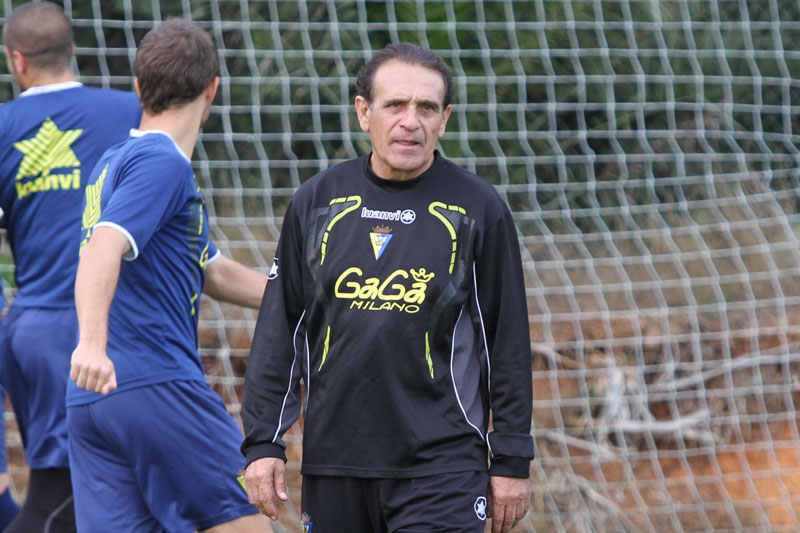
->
xmin=356 ymin=60 xmax=451 ymax=181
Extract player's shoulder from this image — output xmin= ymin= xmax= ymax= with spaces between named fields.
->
xmin=292 ymin=156 xmax=364 ymax=201
xmin=73 ymin=86 xmax=140 ymax=112
xmin=434 ymin=154 xmax=504 ymax=200
xmin=0 ymin=91 xmax=28 ymax=118
xmin=0 ymin=96 xmax=36 ymax=144
xmin=99 ymin=133 xmax=194 ymax=198
xmin=78 ymin=85 xmax=138 ymax=101
xmin=0 ymin=85 xmax=138 ymax=124
xmin=309 ymin=156 xmax=363 ymax=185
xmin=112 ymin=131 xmax=191 ymax=177
xmin=429 ymin=154 xmax=513 ymax=226
xmin=129 ymin=130 xmax=184 ymax=154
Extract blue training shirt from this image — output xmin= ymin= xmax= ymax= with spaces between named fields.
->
xmin=66 ymin=129 xmax=220 ymax=406
xmin=0 ymin=82 xmax=141 ymax=308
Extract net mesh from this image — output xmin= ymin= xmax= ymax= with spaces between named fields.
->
xmin=3 ymin=1 xmax=800 ymax=531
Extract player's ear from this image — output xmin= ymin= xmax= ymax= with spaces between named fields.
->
xmin=355 ymin=95 xmax=371 ymax=133
xmin=8 ymin=49 xmax=26 ymax=75
xmin=438 ymin=104 xmax=452 ymax=138
xmin=205 ymin=76 xmax=220 ymax=103
xmin=133 ymin=78 xmax=141 ymax=97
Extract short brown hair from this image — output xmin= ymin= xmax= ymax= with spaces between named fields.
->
xmin=133 ymin=18 xmax=219 ymax=114
xmin=356 ymin=43 xmax=455 ymax=109
xmin=2 ymin=1 xmax=73 ymax=72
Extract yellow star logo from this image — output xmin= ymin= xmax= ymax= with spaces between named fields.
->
xmin=13 ymin=117 xmax=83 ymax=181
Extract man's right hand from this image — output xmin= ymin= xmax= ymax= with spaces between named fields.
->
xmin=70 ymin=342 xmax=117 ymax=395
xmin=244 ymin=457 xmax=288 ymax=520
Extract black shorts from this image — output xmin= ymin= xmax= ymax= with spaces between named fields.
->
xmin=300 ymin=470 xmax=489 ymax=533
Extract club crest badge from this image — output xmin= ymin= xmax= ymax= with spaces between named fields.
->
xmin=369 ymin=225 xmax=393 ymax=260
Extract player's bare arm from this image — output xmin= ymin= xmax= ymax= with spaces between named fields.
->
xmin=203 ymin=254 xmax=267 ymax=309
xmin=243 ymin=457 xmax=288 ymax=521
xmin=70 ymin=226 xmax=131 ymax=395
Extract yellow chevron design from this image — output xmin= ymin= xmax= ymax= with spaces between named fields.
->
xmin=318 ymin=325 xmax=331 ymax=370
xmin=79 ymin=165 xmax=109 ymax=254
xmin=425 ymin=332 xmax=434 ymax=378
xmin=428 ymin=202 xmax=466 ymax=274
xmin=320 ymin=196 xmax=361 ymax=265
xmin=14 ymin=118 xmax=83 ymax=180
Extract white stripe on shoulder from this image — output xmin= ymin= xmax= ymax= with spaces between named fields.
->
xmin=20 ymin=81 xmax=82 ymax=97
xmin=94 ymin=221 xmax=139 ymax=261
xmin=129 ymin=129 xmax=191 ymax=163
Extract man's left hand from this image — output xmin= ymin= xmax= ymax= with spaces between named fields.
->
xmin=487 ymin=475 xmax=530 ymax=533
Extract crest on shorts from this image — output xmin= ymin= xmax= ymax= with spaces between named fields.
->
xmin=474 ymin=496 xmax=487 ymax=520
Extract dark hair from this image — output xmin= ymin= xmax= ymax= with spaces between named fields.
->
xmin=133 ymin=18 xmax=219 ymax=114
xmin=356 ymin=43 xmax=454 ymax=109
xmin=2 ymin=2 xmax=73 ymax=72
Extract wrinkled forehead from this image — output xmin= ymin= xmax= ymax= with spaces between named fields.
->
xmin=371 ymin=60 xmax=447 ymax=103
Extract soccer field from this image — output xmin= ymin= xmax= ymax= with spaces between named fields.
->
xmin=4 ymin=1 xmax=800 ymax=531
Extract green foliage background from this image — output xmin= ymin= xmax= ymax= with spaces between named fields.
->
xmin=4 ymin=1 xmax=795 ymax=191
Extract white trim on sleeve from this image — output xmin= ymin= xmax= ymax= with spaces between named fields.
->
xmin=95 ymin=221 xmax=139 ymax=261
xmin=206 ymin=249 xmax=222 ymax=265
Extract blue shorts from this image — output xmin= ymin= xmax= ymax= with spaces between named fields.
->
xmin=0 ymin=305 xmax=75 ymax=469
xmin=67 ymin=380 xmax=257 ymax=532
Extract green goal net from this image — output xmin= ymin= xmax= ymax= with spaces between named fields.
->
xmin=2 ymin=1 xmax=800 ymax=531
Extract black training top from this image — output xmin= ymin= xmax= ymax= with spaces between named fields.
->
xmin=241 ymin=151 xmax=534 ymax=478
